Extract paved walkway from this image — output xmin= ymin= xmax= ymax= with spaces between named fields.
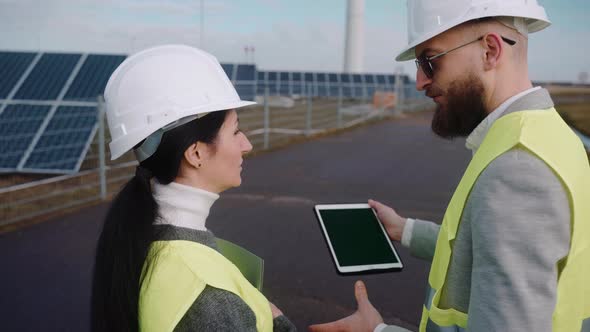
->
xmin=0 ymin=111 xmax=472 ymax=331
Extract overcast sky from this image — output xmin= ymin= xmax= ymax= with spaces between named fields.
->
xmin=0 ymin=0 xmax=588 ymax=82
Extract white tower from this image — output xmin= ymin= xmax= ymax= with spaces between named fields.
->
xmin=343 ymin=0 xmax=365 ymax=73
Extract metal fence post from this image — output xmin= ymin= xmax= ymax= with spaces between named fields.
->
xmin=263 ymin=87 xmax=270 ymax=149
xmin=337 ymin=85 xmax=343 ymax=128
xmin=306 ymin=84 xmax=312 ymax=135
xmin=97 ymin=96 xmax=107 ymax=200
xmin=395 ymin=74 xmax=404 ymax=111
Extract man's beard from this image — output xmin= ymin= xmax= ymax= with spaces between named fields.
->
xmin=430 ymin=73 xmax=488 ymax=139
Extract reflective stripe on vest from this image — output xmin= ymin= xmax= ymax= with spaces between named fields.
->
xmin=423 ymin=286 xmax=466 ymax=332
xmin=419 ymin=109 xmax=590 ymax=332
xmin=139 ymin=240 xmax=273 ymax=332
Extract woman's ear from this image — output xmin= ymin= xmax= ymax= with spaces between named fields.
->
xmin=183 ymin=142 xmax=205 ymax=169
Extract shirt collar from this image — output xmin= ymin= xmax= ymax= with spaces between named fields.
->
xmin=465 ymin=86 xmax=541 ymax=154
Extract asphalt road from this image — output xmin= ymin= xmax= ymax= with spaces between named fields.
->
xmin=0 ymin=111 xmax=472 ymax=331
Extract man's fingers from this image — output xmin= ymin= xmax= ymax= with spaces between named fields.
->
xmin=354 ymin=280 xmax=370 ymax=307
xmin=368 ymin=199 xmax=382 ymax=210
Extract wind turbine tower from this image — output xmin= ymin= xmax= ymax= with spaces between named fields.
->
xmin=343 ymin=0 xmax=365 ymax=73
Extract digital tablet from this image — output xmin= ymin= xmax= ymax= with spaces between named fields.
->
xmin=314 ymin=203 xmax=403 ymax=274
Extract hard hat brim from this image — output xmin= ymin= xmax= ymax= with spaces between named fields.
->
xmin=109 ymin=99 xmax=256 ymax=160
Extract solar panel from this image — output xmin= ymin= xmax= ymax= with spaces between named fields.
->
xmin=279 ymin=72 xmax=290 ymax=81
xmin=64 ymin=54 xmax=126 ymax=101
xmin=14 ymin=53 xmax=81 ymax=100
xmin=278 ymin=71 xmax=290 ymax=95
xmin=328 ymin=73 xmax=340 ymax=96
xmin=233 ymin=65 xmax=256 ymax=99
xmin=365 ymin=74 xmax=377 ymax=97
xmin=267 ymin=71 xmax=278 ymax=81
xmin=338 ymin=74 xmax=353 ymax=97
xmin=256 ymin=71 xmax=267 ymax=96
xmin=0 ymin=104 xmax=51 ymax=170
xmin=22 ymin=106 xmax=97 ymax=173
xmin=0 ymin=52 xmax=36 ymax=99
xmin=235 ymin=83 xmax=256 ymax=101
xmin=236 ymin=64 xmax=256 ymax=81
xmin=221 ymin=64 xmax=235 ymax=80
xmin=258 ymin=71 xmax=278 ymax=95
xmin=387 ymin=75 xmax=396 ymax=85
xmin=315 ymin=73 xmax=329 ymax=97
xmin=287 ymin=72 xmax=301 ymax=95
xmin=268 ymin=72 xmax=280 ymax=95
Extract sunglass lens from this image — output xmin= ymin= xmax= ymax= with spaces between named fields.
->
xmin=416 ymin=57 xmax=433 ymax=79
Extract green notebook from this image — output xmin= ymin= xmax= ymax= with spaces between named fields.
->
xmin=215 ymin=238 xmax=264 ymax=291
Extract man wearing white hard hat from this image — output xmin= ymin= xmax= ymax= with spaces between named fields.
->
xmin=310 ymin=0 xmax=590 ymax=331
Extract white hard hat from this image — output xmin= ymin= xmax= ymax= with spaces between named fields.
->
xmin=104 ymin=44 xmax=255 ymax=161
xmin=395 ymin=0 xmax=551 ymax=61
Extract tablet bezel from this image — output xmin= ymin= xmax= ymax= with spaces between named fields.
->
xmin=314 ymin=203 xmax=403 ymax=274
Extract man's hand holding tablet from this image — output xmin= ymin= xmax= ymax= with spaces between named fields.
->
xmin=314 ymin=203 xmax=403 ymax=275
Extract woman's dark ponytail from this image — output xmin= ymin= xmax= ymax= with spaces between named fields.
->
xmin=91 ymin=110 xmax=228 ymax=332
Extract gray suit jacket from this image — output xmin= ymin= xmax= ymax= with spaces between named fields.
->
xmin=384 ymin=89 xmax=571 ymax=332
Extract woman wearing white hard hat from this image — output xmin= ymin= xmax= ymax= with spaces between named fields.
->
xmin=91 ymin=45 xmax=296 ymax=332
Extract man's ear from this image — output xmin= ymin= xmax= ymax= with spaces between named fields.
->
xmin=482 ymin=33 xmax=503 ymax=71
xmin=183 ymin=142 xmax=206 ymax=169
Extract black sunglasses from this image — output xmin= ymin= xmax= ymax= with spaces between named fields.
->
xmin=415 ymin=35 xmax=516 ymax=79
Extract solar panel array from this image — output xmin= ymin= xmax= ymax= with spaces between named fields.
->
xmin=254 ymin=71 xmax=407 ymax=99
xmin=0 ymin=51 xmax=125 ymax=174
xmin=0 ymin=50 xmax=408 ymax=174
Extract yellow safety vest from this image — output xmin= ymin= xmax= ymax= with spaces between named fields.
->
xmin=138 ymin=240 xmax=273 ymax=332
xmin=420 ymin=109 xmax=590 ymax=332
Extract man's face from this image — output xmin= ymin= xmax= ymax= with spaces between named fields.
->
xmin=414 ymin=29 xmax=489 ymax=139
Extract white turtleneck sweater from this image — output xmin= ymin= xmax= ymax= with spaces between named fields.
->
xmin=152 ymin=181 xmax=219 ymax=231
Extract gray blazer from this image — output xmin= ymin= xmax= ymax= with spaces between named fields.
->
xmin=384 ymin=88 xmax=571 ymax=332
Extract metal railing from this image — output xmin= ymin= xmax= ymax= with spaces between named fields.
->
xmin=0 ymin=82 xmax=433 ymax=227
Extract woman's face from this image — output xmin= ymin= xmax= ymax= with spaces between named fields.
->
xmin=200 ymin=110 xmax=252 ymax=193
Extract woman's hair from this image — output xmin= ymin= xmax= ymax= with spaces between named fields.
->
xmin=91 ymin=110 xmax=229 ymax=332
